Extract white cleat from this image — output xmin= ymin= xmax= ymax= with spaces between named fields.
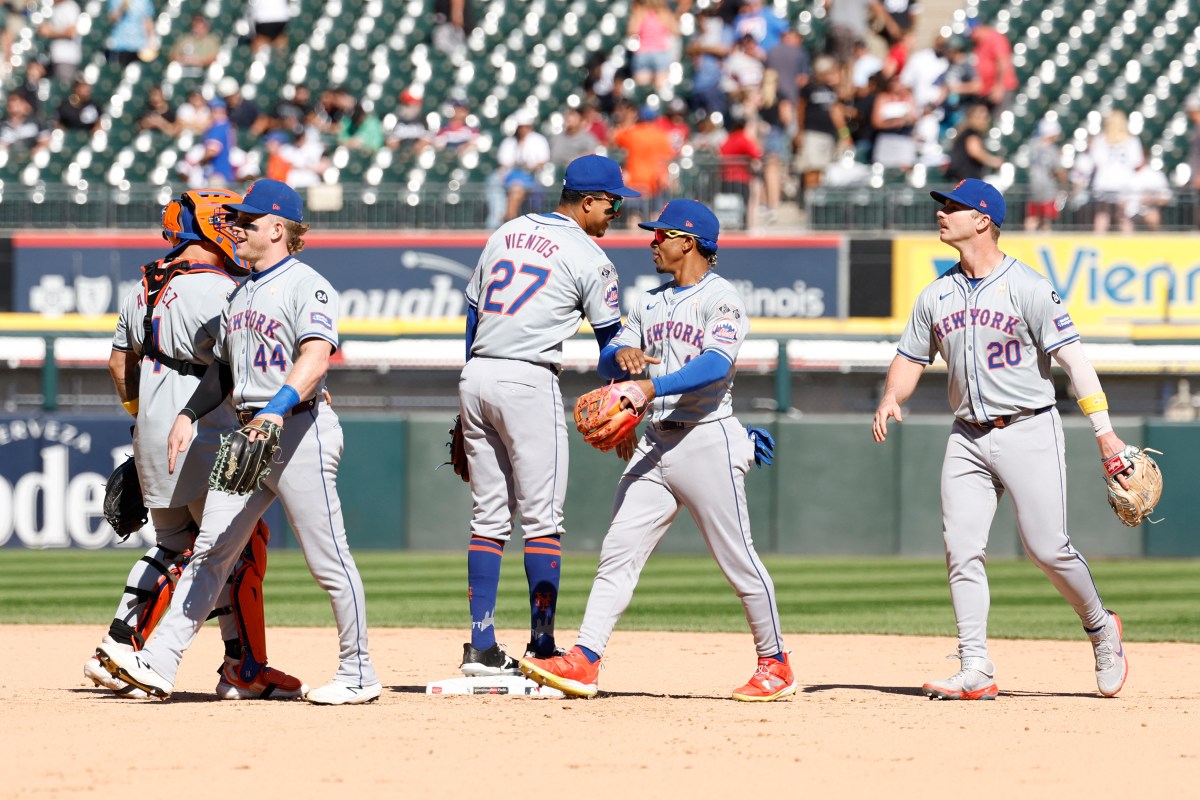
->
xmin=95 ymin=644 xmax=173 ymax=699
xmin=1089 ymin=610 xmax=1128 ymax=697
xmin=84 ymin=654 xmax=149 ymax=698
xmin=922 ymin=655 xmax=999 ymax=700
xmin=304 ymin=681 xmax=382 ymax=706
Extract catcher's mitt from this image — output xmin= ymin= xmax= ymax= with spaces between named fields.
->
xmin=446 ymin=414 xmax=469 ymax=482
xmin=575 ymin=381 xmax=649 ymax=452
xmin=1102 ymin=446 xmax=1164 ymax=527
xmin=103 ymin=456 xmax=148 ymax=540
xmin=209 ymin=418 xmax=282 ymax=495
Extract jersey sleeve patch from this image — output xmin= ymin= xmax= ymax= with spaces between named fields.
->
xmin=710 ymin=317 xmax=740 ymax=346
xmin=1054 ymin=313 xmax=1073 ymax=331
xmin=310 ymin=311 xmax=334 ymax=330
xmin=604 ymin=280 xmax=619 ymax=309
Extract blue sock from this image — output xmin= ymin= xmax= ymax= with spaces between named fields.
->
xmin=768 ymin=651 xmax=786 ymax=663
xmin=468 ymin=537 xmax=505 ymax=650
xmin=524 ymin=535 xmax=561 ymax=656
xmin=578 ymin=645 xmax=601 ymax=663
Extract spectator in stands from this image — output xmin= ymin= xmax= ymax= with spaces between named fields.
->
xmin=261 ymin=130 xmax=291 ymax=181
xmin=795 ymin=56 xmax=850 ymax=190
xmin=871 ymin=72 xmax=917 ymax=169
xmin=848 ymin=70 xmax=882 ymax=162
xmin=219 ymin=77 xmax=267 ymax=137
xmin=270 ymin=84 xmax=313 ymax=135
xmin=313 ymin=85 xmax=353 ymax=136
xmin=1088 ymin=109 xmax=1144 ymax=234
xmin=549 ymin=106 xmax=600 ymax=168
xmin=386 ymin=87 xmax=431 ymax=155
xmin=487 ymin=108 xmax=551 ymax=228
xmin=200 ymin=99 xmax=237 ymax=187
xmin=433 ymin=0 xmax=474 ymax=58
xmin=55 ymin=77 xmax=101 ymax=132
xmin=249 ymin=0 xmax=291 ymax=54
xmin=0 ymin=92 xmax=47 ymax=153
xmin=900 ymin=33 xmax=948 ymax=113
xmin=874 ymin=0 xmax=919 ymax=47
xmin=612 ymin=103 xmax=676 ymax=205
xmin=722 ymin=33 xmax=767 ymax=101
xmin=823 ymin=0 xmax=872 ymax=68
xmin=881 ymin=26 xmax=914 ymax=80
xmin=733 ymin=0 xmax=788 ymax=53
xmin=1128 ymin=161 xmax=1172 ymax=231
xmin=14 ymin=58 xmax=47 ymax=115
xmin=37 ymin=0 xmax=82 ymax=84
xmin=690 ymin=109 xmax=727 ymax=154
xmin=431 ymin=98 xmax=479 ymax=154
xmin=967 ymin=17 xmax=1016 ymax=112
xmin=176 ymin=88 xmax=212 ymax=135
xmin=170 ymin=15 xmax=221 ymax=79
xmin=582 ymin=101 xmax=609 ymax=144
xmin=944 ymin=103 xmax=1002 ymax=182
xmin=687 ymin=4 xmax=734 ymax=114
xmin=765 ymin=27 xmax=811 ymax=131
xmin=913 ymin=101 xmax=945 ymax=169
xmin=627 ymin=0 xmax=678 ymax=92
xmin=276 ymin=125 xmax=329 ymax=187
xmin=136 ymin=85 xmax=178 ymax=136
xmin=935 ymin=36 xmax=981 ymax=133
xmin=339 ymin=101 xmax=384 ymax=154
xmin=849 ymin=37 xmax=883 ymax=95
xmin=1025 ymin=117 xmax=1065 ymax=231
xmin=105 ymin=0 xmax=154 ymax=67
xmin=659 ymin=97 xmax=691 ymax=154
xmin=719 ymin=112 xmax=762 ymax=228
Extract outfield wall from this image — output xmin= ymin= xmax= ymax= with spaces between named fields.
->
xmin=1 ymin=412 xmax=1192 ymax=556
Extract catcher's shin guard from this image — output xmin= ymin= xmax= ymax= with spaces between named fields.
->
xmin=227 ymin=520 xmax=272 ymax=682
xmin=109 ymin=546 xmax=192 ymax=649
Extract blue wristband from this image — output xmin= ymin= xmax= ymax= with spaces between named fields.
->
xmin=257 ymin=385 xmax=300 ymax=418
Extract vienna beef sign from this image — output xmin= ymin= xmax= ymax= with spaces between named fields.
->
xmin=0 ymin=416 xmax=150 ymax=549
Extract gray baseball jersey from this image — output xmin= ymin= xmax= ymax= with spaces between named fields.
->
xmin=610 ymin=271 xmax=746 ymax=423
xmin=465 ymin=212 xmax=622 ymax=367
xmin=895 ymin=253 xmax=1108 ymax=663
xmin=215 ymin=256 xmax=338 ymax=408
xmin=576 ymin=270 xmax=786 ymax=661
xmin=111 ymin=267 xmax=239 ymax=507
xmin=897 ymin=256 xmax=1078 ymax=421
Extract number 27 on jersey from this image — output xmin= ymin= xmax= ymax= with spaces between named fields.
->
xmin=482 ymin=260 xmax=551 ymax=316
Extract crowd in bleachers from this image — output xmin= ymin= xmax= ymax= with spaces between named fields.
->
xmin=0 ymin=0 xmax=1198 ymax=230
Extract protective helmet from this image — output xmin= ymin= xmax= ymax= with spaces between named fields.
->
xmin=161 ymin=188 xmax=247 ymax=271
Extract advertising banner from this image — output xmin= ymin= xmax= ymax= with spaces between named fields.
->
xmin=11 ymin=233 xmax=843 ymax=322
xmin=893 ymin=235 xmax=1200 ymax=333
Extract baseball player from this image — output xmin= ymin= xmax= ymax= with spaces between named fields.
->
xmin=97 ymin=179 xmax=379 ymax=705
xmin=457 ymin=154 xmax=639 ymax=675
xmin=84 ymin=189 xmax=304 ymax=700
xmin=872 ymin=179 xmax=1129 ymax=699
xmin=520 ymin=200 xmax=795 ymax=702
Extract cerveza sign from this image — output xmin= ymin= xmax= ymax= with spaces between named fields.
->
xmin=10 ymin=233 xmax=841 ymax=320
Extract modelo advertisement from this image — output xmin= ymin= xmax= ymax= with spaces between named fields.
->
xmin=893 ymin=235 xmax=1200 ymax=334
xmin=10 ymin=233 xmax=842 ymax=322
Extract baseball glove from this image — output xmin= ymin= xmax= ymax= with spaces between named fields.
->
xmin=446 ymin=414 xmax=469 ymax=482
xmin=103 ymin=456 xmax=148 ymax=540
xmin=1101 ymin=446 xmax=1164 ymax=527
xmin=575 ymin=381 xmax=649 ymax=452
xmin=209 ymin=418 xmax=282 ymax=495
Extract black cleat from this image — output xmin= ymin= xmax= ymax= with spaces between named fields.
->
xmin=460 ymin=643 xmax=520 ymax=676
xmin=524 ymin=640 xmax=568 ymax=659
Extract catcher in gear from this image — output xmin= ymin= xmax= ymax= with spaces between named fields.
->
xmin=1103 ymin=446 xmax=1164 ymax=526
xmin=85 ymin=188 xmax=305 ymax=701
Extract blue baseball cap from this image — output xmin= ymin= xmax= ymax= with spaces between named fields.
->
xmin=224 ymin=178 xmax=304 ymax=223
xmin=563 ymin=154 xmax=641 ymax=198
xmin=931 ymin=178 xmax=1006 ymax=228
xmin=638 ymin=199 xmax=720 ymax=251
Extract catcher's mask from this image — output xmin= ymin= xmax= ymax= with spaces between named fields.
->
xmin=161 ymin=188 xmax=247 ymax=272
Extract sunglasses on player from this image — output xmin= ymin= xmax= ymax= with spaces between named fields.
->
xmin=652 ymin=228 xmax=694 ymax=244
xmin=590 ymin=195 xmax=623 ymax=215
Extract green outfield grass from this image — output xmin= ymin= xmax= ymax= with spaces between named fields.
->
xmin=2 ymin=550 xmax=1197 ymax=642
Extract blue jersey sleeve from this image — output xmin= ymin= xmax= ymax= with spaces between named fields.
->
xmin=650 ymin=349 xmax=729 ymax=397
xmin=464 ymin=304 xmax=479 ymax=362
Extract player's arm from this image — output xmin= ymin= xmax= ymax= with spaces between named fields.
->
xmin=464 ymin=302 xmax=478 ymax=362
xmin=108 ymin=348 xmax=141 ymax=416
xmin=166 ymin=360 xmax=235 ymax=473
xmin=252 ymin=338 xmax=333 ymax=430
xmin=637 ymin=349 xmax=730 ymax=402
xmin=872 ymin=355 xmax=926 ymax=443
xmin=1051 ymin=340 xmax=1127 ymax=465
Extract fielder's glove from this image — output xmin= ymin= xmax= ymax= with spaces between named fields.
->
xmin=1101 ymin=445 xmax=1164 ymax=527
xmin=209 ymin=418 xmax=282 ymax=495
xmin=574 ymin=381 xmax=649 ymax=452
xmin=746 ymin=426 xmax=776 ymax=468
xmin=446 ymin=414 xmax=469 ymax=482
xmin=103 ymin=456 xmax=148 ymax=540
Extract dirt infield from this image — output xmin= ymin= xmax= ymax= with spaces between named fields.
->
xmin=8 ymin=625 xmax=1199 ymax=798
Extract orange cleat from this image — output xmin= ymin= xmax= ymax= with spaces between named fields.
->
xmin=519 ymin=646 xmax=600 ymax=698
xmin=732 ymin=652 xmax=798 ymax=702
xmin=215 ymin=657 xmax=307 ymax=700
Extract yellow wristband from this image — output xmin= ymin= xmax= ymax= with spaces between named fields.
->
xmin=122 ymin=398 xmax=139 ymax=417
xmin=1077 ymin=393 xmax=1108 ymax=415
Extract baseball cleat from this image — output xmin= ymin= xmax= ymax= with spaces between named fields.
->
xmin=460 ymin=642 xmax=520 ymax=677
xmin=732 ymin=653 xmax=798 ymax=702
xmin=95 ymin=644 xmax=172 ymax=699
xmin=519 ymin=646 xmax=600 ymax=698
xmin=84 ymin=647 xmax=150 ymax=699
xmin=1088 ymin=610 xmax=1128 ymax=697
xmin=303 ymin=681 xmax=382 ymax=705
xmin=922 ymin=655 xmax=998 ymax=700
xmin=524 ymin=640 xmax=568 ymax=659
xmin=215 ymin=656 xmax=308 ymax=700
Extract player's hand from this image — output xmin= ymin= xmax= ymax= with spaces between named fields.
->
xmin=166 ymin=414 xmax=195 ymax=474
xmin=614 ymin=430 xmax=638 ymax=462
xmin=614 ymin=347 xmax=661 ymax=376
xmin=872 ymin=398 xmax=903 ymax=443
xmin=1097 ymin=431 xmax=1132 ymax=490
xmin=249 ymin=413 xmax=284 ymax=441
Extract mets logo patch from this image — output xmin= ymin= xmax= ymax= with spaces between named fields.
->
xmin=710 ymin=318 xmax=739 ymax=345
xmin=1054 ymin=313 xmax=1073 ymax=331
xmin=604 ymin=280 xmax=619 ymax=309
